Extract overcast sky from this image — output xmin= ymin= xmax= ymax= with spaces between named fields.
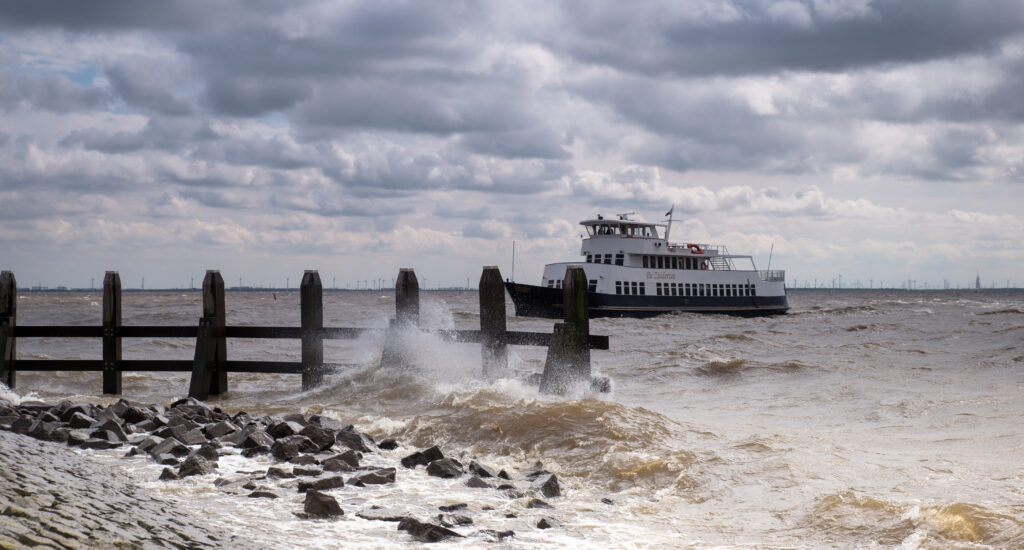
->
xmin=1 ymin=0 xmax=1022 ymax=290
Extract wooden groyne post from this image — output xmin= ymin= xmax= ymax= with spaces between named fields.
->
xmin=479 ymin=266 xmax=508 ymax=379
xmin=380 ymin=268 xmax=419 ymax=369
xmin=539 ymin=266 xmax=592 ymax=395
xmin=204 ymin=271 xmax=227 ymax=395
xmin=102 ymin=271 xmax=122 ymax=395
xmin=300 ymin=270 xmax=324 ymax=390
xmin=188 ymin=270 xmax=228 ymax=400
xmin=0 ymin=271 xmax=16 ymax=388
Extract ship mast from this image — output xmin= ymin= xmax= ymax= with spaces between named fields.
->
xmin=664 ymin=205 xmax=674 ymax=242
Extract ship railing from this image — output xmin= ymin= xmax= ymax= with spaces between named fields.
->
xmin=759 ymin=270 xmax=786 ymax=282
xmin=666 ymin=243 xmax=721 ymax=254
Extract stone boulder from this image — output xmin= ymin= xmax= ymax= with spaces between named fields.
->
xmin=397 ymin=517 xmax=463 ymax=542
xmin=400 ymin=445 xmax=444 ymax=468
xmin=304 ymin=490 xmax=343 ymax=518
xmin=178 ymin=455 xmax=215 ymax=478
xmin=426 ymin=458 xmax=463 ymax=479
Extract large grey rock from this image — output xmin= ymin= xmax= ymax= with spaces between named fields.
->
xmin=426 ymin=458 xmax=463 ymax=479
xmin=298 ymin=476 xmax=345 ymax=493
xmin=149 ymin=437 xmax=189 ymax=458
xmin=271 ymin=435 xmax=318 ymax=461
xmin=304 ymin=490 xmax=343 ymax=518
xmin=68 ymin=412 xmax=97 ymax=429
xmin=354 ymin=468 xmax=396 ymax=485
xmin=299 ymin=424 xmax=335 ymax=451
xmin=334 ymin=429 xmax=371 ymax=453
xmin=533 ymin=473 xmax=561 ymax=498
xmin=400 ymin=445 xmax=444 ymax=468
xmin=177 ymin=455 xmax=215 ymax=478
xmin=397 ymin=517 xmax=463 ymax=542
xmin=267 ymin=420 xmax=305 ymax=439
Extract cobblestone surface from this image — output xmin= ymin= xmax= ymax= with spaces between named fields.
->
xmin=0 ymin=430 xmax=252 ymax=549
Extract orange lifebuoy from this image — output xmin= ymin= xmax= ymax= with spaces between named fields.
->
xmin=687 ymin=243 xmax=703 ymax=254
xmin=700 ymin=261 xmax=708 ymax=270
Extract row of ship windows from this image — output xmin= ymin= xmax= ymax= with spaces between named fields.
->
xmin=655 ymin=282 xmax=756 ymax=297
xmin=642 ymin=255 xmax=705 ymax=270
xmin=546 ymin=279 xmax=600 ymax=292
xmin=585 ymin=254 xmax=624 ymax=266
xmin=546 ymin=278 xmax=756 ymax=297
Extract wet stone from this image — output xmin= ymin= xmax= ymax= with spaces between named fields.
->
xmin=158 ymin=468 xmax=178 ymax=481
xmin=537 ymin=518 xmax=557 ymax=529
xmin=289 ymin=454 xmax=318 ymax=465
xmin=298 ymin=476 xmax=345 ymax=493
xmin=266 ymin=467 xmax=294 ymax=479
xmin=397 ymin=517 xmax=463 ymax=543
xmin=533 ymin=473 xmax=561 ymax=498
xmin=400 ymin=445 xmax=444 ymax=469
xmin=267 ymin=420 xmax=304 ymax=439
xmin=149 ymin=437 xmax=189 ymax=458
xmin=293 ymin=466 xmax=323 ymax=477
xmin=526 ymin=498 xmax=552 ymax=509
xmin=155 ymin=454 xmax=179 ymax=466
xmin=437 ymin=514 xmax=473 ymax=527
xmin=247 ymin=491 xmax=278 ymax=499
xmin=303 ymin=490 xmax=343 ymax=518
xmin=334 ymin=429 xmax=371 ymax=453
xmin=177 ymin=455 xmax=215 ymax=478
xmin=357 ymin=507 xmax=409 ymax=522
xmin=299 ymin=424 xmax=336 ymax=451
xmin=241 ymin=445 xmax=270 ymax=458
xmin=188 ymin=443 xmax=220 ymax=462
xmin=465 ymin=476 xmax=492 ymax=489
xmin=438 ymin=503 xmax=468 ymax=512
xmin=377 ymin=438 xmax=399 ymax=450
xmin=354 ymin=468 xmax=396 ymax=485
xmin=469 ymin=460 xmax=498 ymax=478
xmin=203 ymin=420 xmax=237 ymax=439
xmin=68 ymin=412 xmax=96 ymax=429
xmin=426 ymin=457 xmax=463 ymax=479
xmin=178 ymin=428 xmax=208 ymax=446
xmin=271 ymin=435 xmax=318 ymax=461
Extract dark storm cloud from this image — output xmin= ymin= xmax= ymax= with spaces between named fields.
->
xmin=547 ymin=0 xmax=1024 ymax=76
xmin=203 ymin=76 xmax=313 ymax=117
xmin=0 ymin=72 xmax=109 ymax=112
xmin=61 ymin=117 xmax=204 ymax=153
xmin=0 ymin=0 xmax=300 ymax=32
xmin=105 ymin=62 xmax=194 ymax=116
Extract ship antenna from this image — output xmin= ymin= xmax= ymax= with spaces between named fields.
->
xmin=664 ymin=204 xmax=674 ymax=242
xmin=511 ymin=240 xmax=516 ymax=282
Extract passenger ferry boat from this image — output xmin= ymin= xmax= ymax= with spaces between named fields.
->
xmin=505 ymin=211 xmax=789 ymax=318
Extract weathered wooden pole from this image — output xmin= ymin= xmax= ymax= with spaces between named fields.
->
xmin=188 ymin=317 xmax=214 ymax=400
xmin=539 ymin=266 xmax=591 ymax=395
xmin=0 ymin=271 xmax=16 ymax=388
xmin=202 ymin=271 xmax=227 ymax=395
xmin=381 ymin=268 xmax=419 ymax=369
xmin=479 ymin=266 xmax=508 ymax=379
xmin=300 ymin=270 xmax=324 ymax=390
xmin=395 ymin=268 xmax=419 ymax=325
xmin=102 ymin=271 xmax=122 ymax=395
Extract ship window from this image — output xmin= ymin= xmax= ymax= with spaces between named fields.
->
xmin=639 ymin=282 xmax=646 ymax=295
xmin=714 ymin=284 xmax=720 ymax=297
xmin=743 ymin=284 xmax=749 ymax=296
xmin=642 ymin=256 xmax=649 ymax=268
xmin=656 ymin=256 xmax=663 ymax=269
xmin=731 ymin=284 xmax=737 ymax=296
xmin=556 ymin=279 xmax=563 ymax=289
xmin=750 ymin=285 xmax=756 ymax=297
xmin=546 ymin=280 xmax=553 ymax=288
xmin=588 ymin=280 xmax=597 ymax=292
xmin=586 ymin=254 xmax=593 ymax=263
xmin=656 ymin=282 xmax=662 ymax=296
xmin=615 ymin=253 xmax=624 ymax=266
xmin=629 ymin=281 xmax=637 ymax=295
xmin=602 ymin=254 xmax=611 ymax=264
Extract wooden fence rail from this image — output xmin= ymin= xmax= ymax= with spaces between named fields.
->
xmin=0 ymin=266 xmax=609 ymax=399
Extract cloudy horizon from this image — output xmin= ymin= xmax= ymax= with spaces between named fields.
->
xmin=1 ymin=0 xmax=1022 ymax=290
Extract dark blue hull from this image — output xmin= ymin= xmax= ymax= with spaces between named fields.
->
xmin=505 ymin=282 xmax=789 ymax=318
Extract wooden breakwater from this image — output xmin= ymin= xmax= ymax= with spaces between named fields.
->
xmin=0 ymin=267 xmax=608 ymax=399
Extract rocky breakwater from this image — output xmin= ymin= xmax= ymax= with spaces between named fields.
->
xmin=1 ymin=396 xmax=579 ymax=545
xmin=0 ymin=400 xmax=254 ymax=548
